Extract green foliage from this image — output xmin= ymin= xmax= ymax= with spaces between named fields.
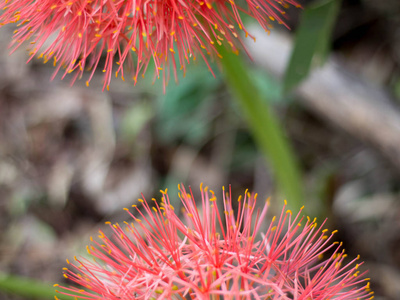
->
xmin=0 ymin=274 xmax=77 ymax=300
xmin=283 ymin=0 xmax=341 ymax=92
xmin=121 ymin=101 xmax=155 ymax=143
xmin=156 ymin=66 xmax=220 ymax=145
xmin=219 ymin=46 xmax=304 ymax=211
xmin=250 ymin=69 xmax=288 ymax=104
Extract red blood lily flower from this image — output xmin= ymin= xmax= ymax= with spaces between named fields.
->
xmin=55 ymin=184 xmax=373 ymax=300
xmin=0 ymin=0 xmax=299 ymax=90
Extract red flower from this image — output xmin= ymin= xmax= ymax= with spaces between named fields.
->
xmin=0 ymin=0 xmax=298 ymax=90
xmin=55 ymin=184 xmax=373 ymax=300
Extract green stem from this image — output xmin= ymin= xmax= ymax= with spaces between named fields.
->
xmin=219 ymin=47 xmax=304 ymax=211
xmin=0 ymin=273 xmax=76 ymax=300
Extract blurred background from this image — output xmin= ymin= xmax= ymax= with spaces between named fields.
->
xmin=0 ymin=0 xmax=400 ymax=299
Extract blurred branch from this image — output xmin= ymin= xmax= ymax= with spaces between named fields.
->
xmin=248 ymin=29 xmax=400 ymax=170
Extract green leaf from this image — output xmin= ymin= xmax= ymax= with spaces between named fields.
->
xmin=0 ymin=273 xmax=78 ymax=300
xmin=219 ymin=46 xmax=304 ymax=212
xmin=283 ymin=0 xmax=341 ymax=92
xmin=156 ymin=66 xmax=219 ymax=145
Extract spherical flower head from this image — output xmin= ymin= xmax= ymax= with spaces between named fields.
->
xmin=0 ymin=0 xmax=299 ymax=90
xmin=55 ymin=184 xmax=373 ymax=300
